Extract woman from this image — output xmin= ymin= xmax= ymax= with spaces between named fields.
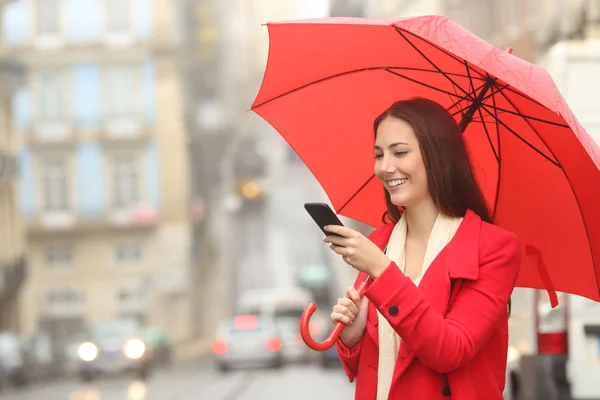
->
xmin=323 ymin=98 xmax=520 ymax=399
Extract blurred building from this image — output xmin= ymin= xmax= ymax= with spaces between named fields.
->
xmin=0 ymin=0 xmax=25 ymax=332
xmin=1 ymin=0 xmax=193 ymax=344
xmin=181 ymin=0 xmax=337 ymax=341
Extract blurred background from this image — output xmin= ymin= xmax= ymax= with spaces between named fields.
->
xmin=0 ymin=0 xmax=596 ymax=399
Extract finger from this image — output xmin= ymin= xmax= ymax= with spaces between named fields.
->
xmin=333 ymin=302 xmax=356 ymax=317
xmin=324 ymin=225 xmax=357 ymax=238
xmin=323 ymin=235 xmax=349 ymax=246
xmin=329 ymin=244 xmax=348 ymax=256
xmin=339 ymin=297 xmax=359 ymax=315
xmin=333 ymin=304 xmax=357 ymax=320
xmin=330 ymin=312 xmax=353 ymax=325
xmin=346 ymin=287 xmax=361 ymax=305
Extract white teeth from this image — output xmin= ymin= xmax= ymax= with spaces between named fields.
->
xmin=388 ymin=178 xmax=407 ymax=188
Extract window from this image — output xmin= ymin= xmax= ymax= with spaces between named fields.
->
xmin=114 ymin=243 xmax=142 ymax=263
xmin=45 ymin=246 xmax=72 ymax=267
xmin=41 ymin=158 xmax=69 ymax=211
xmin=37 ymin=0 xmax=60 ymax=36
xmin=118 ymin=288 xmax=145 ymax=302
xmin=106 ymin=0 xmax=132 ymax=33
xmin=37 ymin=69 xmax=67 ymax=124
xmin=46 ymin=289 xmax=84 ymax=304
xmin=105 ymin=66 xmax=136 ymax=119
xmin=112 ymin=155 xmax=139 ymax=208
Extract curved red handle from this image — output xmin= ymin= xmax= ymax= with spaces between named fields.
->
xmin=299 ymin=277 xmax=370 ymax=351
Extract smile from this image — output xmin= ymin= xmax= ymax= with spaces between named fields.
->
xmin=387 ymin=178 xmax=407 ymax=188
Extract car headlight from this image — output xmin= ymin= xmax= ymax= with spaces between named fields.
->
xmin=125 ymin=339 xmax=146 ymax=359
xmin=78 ymin=342 xmax=98 ymax=362
xmin=507 ymin=346 xmax=520 ymax=363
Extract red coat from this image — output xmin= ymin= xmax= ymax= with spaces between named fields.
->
xmin=336 ymin=210 xmax=520 ymax=400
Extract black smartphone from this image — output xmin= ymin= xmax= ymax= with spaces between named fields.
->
xmin=304 ymin=202 xmax=344 ymax=236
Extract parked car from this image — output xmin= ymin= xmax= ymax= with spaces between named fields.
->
xmin=238 ymin=287 xmax=314 ymax=364
xmin=76 ymin=318 xmax=152 ymax=381
xmin=0 ymin=332 xmax=29 ymax=387
xmin=211 ymin=315 xmax=283 ymax=372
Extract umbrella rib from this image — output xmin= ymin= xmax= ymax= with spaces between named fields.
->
xmin=458 ymin=63 xmax=489 ymax=131
xmin=501 ymin=84 xmax=561 ymax=110
xmin=395 ymin=26 xmax=566 ymax=124
xmin=394 ymin=28 xmax=472 ymax=99
xmin=482 ymin=83 xmax=510 ymax=103
xmin=389 ymin=67 xmax=486 ymax=79
xmin=383 ymin=69 xmax=463 ymax=98
xmin=451 ymin=101 xmax=476 ymax=118
xmin=497 ymin=90 xmax=599 ymax=298
xmin=479 ymin=104 xmax=560 ymax=166
xmin=490 ymin=87 xmax=503 ymax=220
xmin=447 ymin=80 xmax=487 ymax=115
xmin=395 ymin=26 xmax=488 ymax=80
xmin=483 ymin=104 xmax=570 ymax=128
xmin=475 ymin=98 xmax=500 ymax=163
xmin=252 ymin=65 xmax=464 ymax=109
xmin=337 ymin=174 xmax=376 ymax=215
xmin=465 ymin=61 xmax=478 ymax=99
xmin=454 ymin=84 xmax=508 ymax=117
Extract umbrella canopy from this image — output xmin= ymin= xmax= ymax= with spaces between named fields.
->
xmin=251 ymin=16 xmax=600 ymax=302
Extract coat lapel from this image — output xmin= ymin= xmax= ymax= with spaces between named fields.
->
xmin=367 ymin=211 xmax=483 ymax=374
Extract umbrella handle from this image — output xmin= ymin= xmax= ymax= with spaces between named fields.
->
xmin=299 ymin=277 xmax=370 ymax=352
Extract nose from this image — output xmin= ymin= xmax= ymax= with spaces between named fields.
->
xmin=380 ymin=155 xmax=395 ymax=173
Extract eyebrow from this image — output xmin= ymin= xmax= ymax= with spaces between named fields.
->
xmin=373 ymin=141 xmax=409 ymax=150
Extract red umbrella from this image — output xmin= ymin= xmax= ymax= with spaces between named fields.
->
xmin=251 ymin=16 xmax=600 ymax=349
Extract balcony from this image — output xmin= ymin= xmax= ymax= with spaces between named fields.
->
xmin=26 ymin=206 xmax=159 ymax=238
xmin=99 ymin=117 xmax=152 ymax=143
xmin=24 ymin=120 xmax=153 ymax=147
xmin=0 ymin=257 xmax=27 ymax=308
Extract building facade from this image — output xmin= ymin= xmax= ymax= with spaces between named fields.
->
xmin=2 ymin=0 xmax=192 ymax=343
xmin=0 ymin=0 xmax=25 ymax=333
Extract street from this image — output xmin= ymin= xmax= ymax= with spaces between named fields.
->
xmin=0 ymin=358 xmax=355 ymax=400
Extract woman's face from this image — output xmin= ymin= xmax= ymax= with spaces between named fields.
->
xmin=374 ymin=116 xmax=430 ymax=208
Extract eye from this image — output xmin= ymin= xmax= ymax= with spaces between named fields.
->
xmin=394 ymin=151 xmax=407 ymax=157
xmin=374 ymin=153 xmax=383 ymax=159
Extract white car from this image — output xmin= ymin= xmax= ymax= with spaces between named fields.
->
xmin=212 ymin=315 xmax=283 ymax=372
xmin=0 ymin=332 xmax=29 ymax=387
xmin=77 ymin=318 xmax=152 ymax=381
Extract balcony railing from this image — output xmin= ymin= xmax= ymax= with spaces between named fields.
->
xmin=26 ymin=206 xmax=159 ymax=236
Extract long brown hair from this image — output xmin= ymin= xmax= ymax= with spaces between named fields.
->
xmin=374 ymin=98 xmax=511 ymax=315
xmin=374 ymin=97 xmax=492 ymax=225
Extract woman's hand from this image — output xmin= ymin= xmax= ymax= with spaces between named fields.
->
xmin=331 ymin=286 xmax=369 ymax=348
xmin=323 ymin=225 xmax=391 ymax=278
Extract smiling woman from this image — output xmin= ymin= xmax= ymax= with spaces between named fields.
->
xmin=323 ymin=98 xmax=519 ymax=400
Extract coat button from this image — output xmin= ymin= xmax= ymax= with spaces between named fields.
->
xmin=442 ymin=385 xmax=451 ymax=396
xmin=389 ymin=305 xmax=399 ymax=316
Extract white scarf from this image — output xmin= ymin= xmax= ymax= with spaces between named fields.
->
xmin=376 ymin=212 xmax=463 ymax=400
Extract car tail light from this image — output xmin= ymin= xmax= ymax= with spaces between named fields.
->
xmin=266 ymin=336 xmax=282 ymax=352
xmin=535 ymin=290 xmax=568 ymax=355
xmin=234 ymin=315 xmax=259 ymax=330
xmin=211 ymin=339 xmax=228 ymax=355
